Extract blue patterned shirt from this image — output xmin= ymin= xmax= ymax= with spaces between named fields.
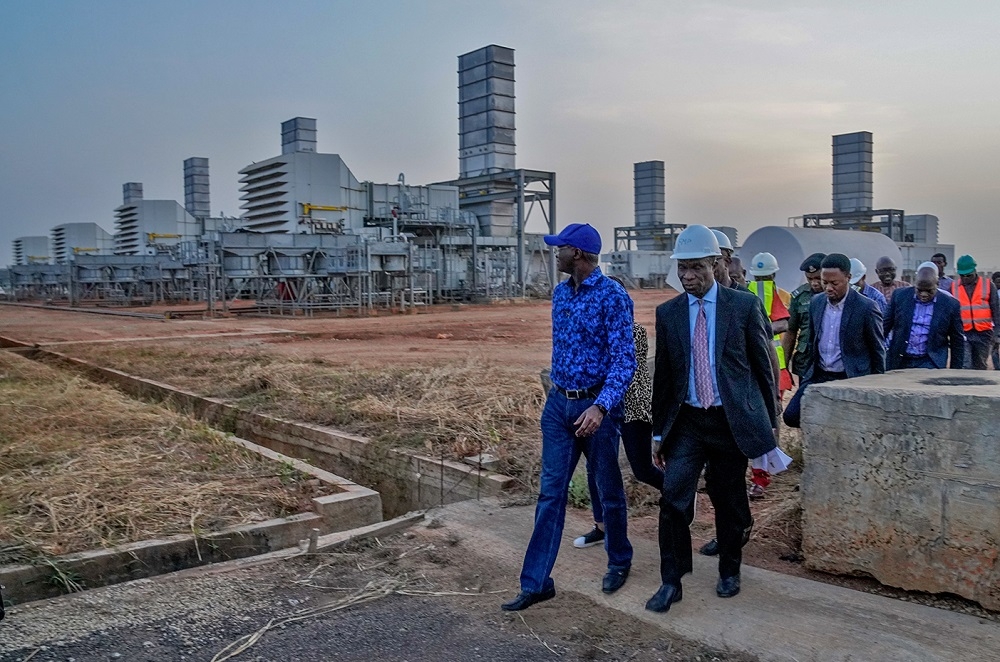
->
xmin=906 ymin=293 xmax=936 ymax=357
xmin=861 ymin=283 xmax=888 ymax=316
xmin=550 ymin=267 xmax=636 ymax=411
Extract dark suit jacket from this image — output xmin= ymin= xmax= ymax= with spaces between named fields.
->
xmin=804 ymin=288 xmax=885 ymax=380
xmin=884 ymin=287 xmax=965 ymax=370
xmin=652 ymin=284 xmax=777 ymax=460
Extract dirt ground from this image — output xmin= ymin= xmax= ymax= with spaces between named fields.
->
xmin=0 ymin=521 xmax=757 ymax=662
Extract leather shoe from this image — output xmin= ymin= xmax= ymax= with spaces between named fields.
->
xmin=699 ymin=538 xmax=719 ymax=556
xmin=501 ymin=586 xmax=556 ymax=611
xmin=644 ymin=583 xmax=683 ymax=613
xmin=716 ymin=574 xmax=741 ymax=598
xmin=601 ymin=567 xmax=630 ymax=594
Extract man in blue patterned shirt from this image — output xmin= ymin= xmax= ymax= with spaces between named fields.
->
xmin=502 ymin=223 xmax=637 ymax=611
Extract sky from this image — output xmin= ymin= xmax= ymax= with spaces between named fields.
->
xmin=2 ymin=0 xmax=999 ymax=267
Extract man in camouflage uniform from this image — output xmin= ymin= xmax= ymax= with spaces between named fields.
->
xmin=782 ymin=253 xmax=825 ymax=384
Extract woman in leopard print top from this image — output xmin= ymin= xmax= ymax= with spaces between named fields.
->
xmin=576 ymin=322 xmax=663 ymax=548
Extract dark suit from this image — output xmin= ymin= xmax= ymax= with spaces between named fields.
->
xmin=783 ymin=288 xmax=885 ymax=427
xmin=652 ymin=284 xmax=776 ymax=585
xmin=884 ymin=287 xmax=965 ymax=370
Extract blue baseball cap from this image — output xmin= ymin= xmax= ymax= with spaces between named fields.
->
xmin=542 ymin=223 xmax=602 ymax=254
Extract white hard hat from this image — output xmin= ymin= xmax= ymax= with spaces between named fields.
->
xmin=748 ymin=252 xmax=779 ymax=277
xmin=671 ymin=225 xmax=722 ymax=260
xmin=849 ymin=258 xmax=866 ymax=285
xmin=711 ymin=229 xmax=733 ymax=252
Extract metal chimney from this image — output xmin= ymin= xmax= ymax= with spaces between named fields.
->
xmin=634 ymin=161 xmax=665 ymax=250
xmin=123 ymin=182 xmax=143 ymax=204
xmin=183 ymin=157 xmax=210 ymax=219
xmin=458 ymin=45 xmax=515 ymax=177
xmin=832 ymin=131 xmax=873 ymax=213
xmin=281 ymin=117 xmax=317 ymax=154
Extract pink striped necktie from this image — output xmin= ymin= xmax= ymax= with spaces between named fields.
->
xmin=694 ymin=299 xmax=714 ymax=408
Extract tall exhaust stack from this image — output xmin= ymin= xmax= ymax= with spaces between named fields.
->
xmin=634 ymin=160 xmax=665 ymax=250
xmin=123 ymin=182 xmax=143 ymax=204
xmin=183 ymin=157 xmax=210 ymax=219
xmin=832 ymin=131 xmax=873 ymax=213
xmin=458 ymin=45 xmax=515 ymax=177
xmin=281 ymin=117 xmax=317 ymax=154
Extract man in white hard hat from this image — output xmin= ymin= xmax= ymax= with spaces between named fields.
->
xmin=849 ymin=257 xmax=887 ymax=316
xmin=711 ymin=229 xmax=737 ymax=289
xmin=745 ymin=252 xmax=792 ymax=499
xmin=647 ymin=225 xmax=779 ymax=613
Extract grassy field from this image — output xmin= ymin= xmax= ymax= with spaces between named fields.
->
xmin=57 ymin=343 xmax=549 ymax=489
xmin=0 ymin=351 xmax=324 ymax=563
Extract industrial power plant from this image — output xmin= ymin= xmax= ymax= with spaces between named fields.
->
xmin=0 ymin=45 xmax=963 ymax=310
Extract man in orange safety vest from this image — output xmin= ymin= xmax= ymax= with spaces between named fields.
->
xmin=952 ymin=254 xmax=1000 ymax=370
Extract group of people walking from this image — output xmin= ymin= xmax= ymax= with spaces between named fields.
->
xmin=502 ymin=221 xmax=998 ymax=615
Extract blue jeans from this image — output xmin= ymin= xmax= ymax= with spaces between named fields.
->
xmin=586 ymin=420 xmax=663 ymax=523
xmin=519 ymin=389 xmax=632 ymax=594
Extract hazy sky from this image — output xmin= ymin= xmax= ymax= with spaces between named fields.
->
xmin=2 ymin=1 xmax=999 ymax=267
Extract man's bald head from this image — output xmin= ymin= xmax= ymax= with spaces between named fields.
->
xmin=915 ymin=265 xmax=939 ymax=303
xmin=875 ymin=256 xmax=898 ymax=286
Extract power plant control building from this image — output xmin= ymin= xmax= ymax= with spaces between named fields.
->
xmin=114 ymin=183 xmax=201 ymax=255
xmin=51 ymin=223 xmax=113 ymax=263
xmin=12 ymin=236 xmax=50 ymax=265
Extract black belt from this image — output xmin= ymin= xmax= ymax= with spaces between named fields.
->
xmin=553 ymin=384 xmax=602 ymax=400
xmin=683 ymin=403 xmax=723 ymax=413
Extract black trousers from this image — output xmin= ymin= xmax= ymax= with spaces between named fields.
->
xmin=782 ymin=368 xmax=848 ymax=428
xmin=658 ymin=405 xmax=751 ymax=584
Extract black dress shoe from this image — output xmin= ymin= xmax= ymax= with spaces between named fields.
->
xmin=699 ymin=538 xmax=719 ymax=556
xmin=644 ymin=583 xmax=683 ymax=613
xmin=716 ymin=574 xmax=741 ymax=598
xmin=501 ymin=586 xmax=556 ymax=611
xmin=602 ymin=567 xmax=630 ymax=594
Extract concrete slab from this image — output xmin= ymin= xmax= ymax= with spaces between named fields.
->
xmin=434 ymin=498 xmax=1000 ymax=662
xmin=802 ymin=369 xmax=1000 ymax=609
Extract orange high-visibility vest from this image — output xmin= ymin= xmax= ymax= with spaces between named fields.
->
xmin=952 ymin=277 xmax=994 ymax=332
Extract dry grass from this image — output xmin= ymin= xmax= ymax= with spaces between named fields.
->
xmin=58 ymin=344 xmax=548 ymax=489
xmin=0 ymin=351 xmax=321 ymax=563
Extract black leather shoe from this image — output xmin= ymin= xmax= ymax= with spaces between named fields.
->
xmin=602 ymin=567 xmax=630 ymax=594
xmin=716 ymin=574 xmax=741 ymax=598
xmin=644 ymin=583 xmax=683 ymax=613
xmin=501 ymin=586 xmax=556 ymax=611
xmin=699 ymin=538 xmax=719 ymax=556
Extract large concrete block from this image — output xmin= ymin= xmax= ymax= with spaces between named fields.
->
xmin=801 ymin=370 xmax=1000 ymax=609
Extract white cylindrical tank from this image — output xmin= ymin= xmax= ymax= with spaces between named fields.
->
xmin=736 ymin=227 xmax=903 ymax=293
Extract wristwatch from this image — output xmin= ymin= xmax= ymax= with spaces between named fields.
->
xmin=595 ymin=403 xmax=608 ymax=416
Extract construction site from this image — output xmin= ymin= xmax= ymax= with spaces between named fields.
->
xmin=2 ymin=44 xmax=1000 ymax=662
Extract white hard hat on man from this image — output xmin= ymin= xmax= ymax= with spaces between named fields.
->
xmin=748 ymin=252 xmax=779 ymax=277
xmin=671 ymin=225 xmax=722 ymax=260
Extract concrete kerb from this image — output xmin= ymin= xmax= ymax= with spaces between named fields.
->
xmin=1 ymin=337 xmax=514 ymax=514
xmin=0 ymin=436 xmax=382 ymax=606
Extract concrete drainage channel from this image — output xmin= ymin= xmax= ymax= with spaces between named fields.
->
xmin=0 ymin=335 xmax=514 ymax=605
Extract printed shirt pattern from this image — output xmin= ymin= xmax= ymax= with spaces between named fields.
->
xmin=550 ymin=267 xmax=636 ymax=412
xmin=622 ymin=323 xmax=652 ymax=424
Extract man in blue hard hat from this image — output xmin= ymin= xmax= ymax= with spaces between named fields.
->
xmin=502 ymin=223 xmax=636 ymax=611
